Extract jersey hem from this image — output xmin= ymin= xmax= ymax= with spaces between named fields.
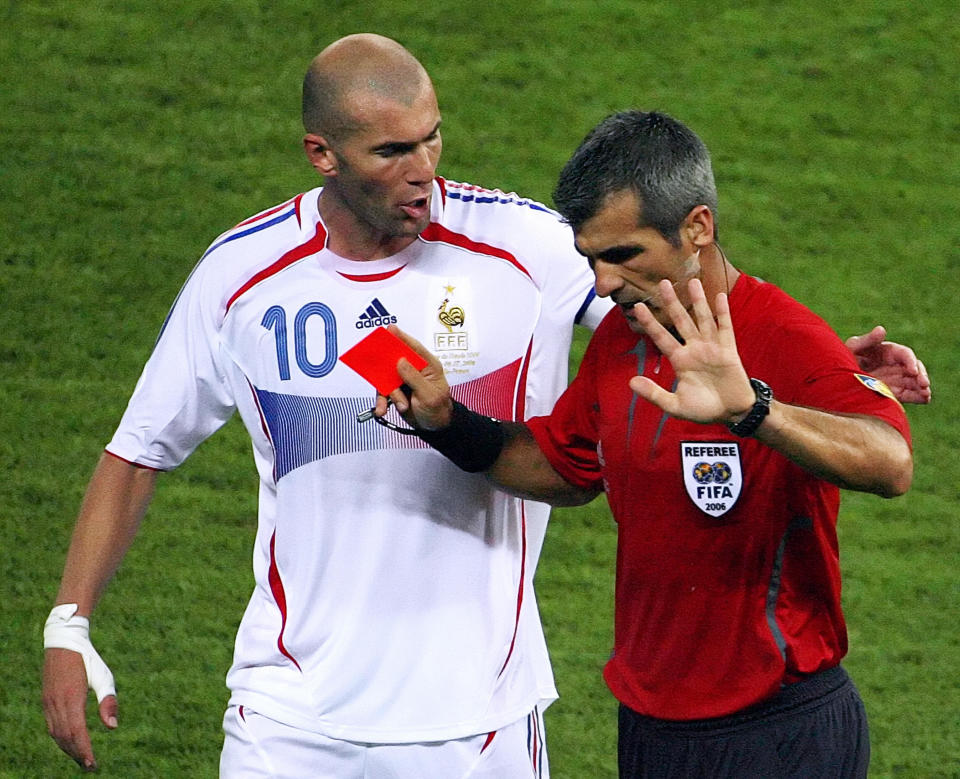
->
xmin=102 ymin=449 xmax=163 ymax=471
xmin=226 ymin=689 xmax=558 ymax=744
xmin=103 ymin=444 xmax=171 ymax=472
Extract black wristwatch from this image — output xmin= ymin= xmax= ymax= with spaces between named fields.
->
xmin=727 ymin=378 xmax=773 ymax=437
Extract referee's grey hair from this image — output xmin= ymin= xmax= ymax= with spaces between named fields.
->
xmin=553 ymin=111 xmax=718 ymax=247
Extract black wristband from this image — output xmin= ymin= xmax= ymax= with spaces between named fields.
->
xmin=416 ymin=401 xmax=505 ymax=473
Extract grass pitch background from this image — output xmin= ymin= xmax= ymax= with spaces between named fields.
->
xmin=1 ymin=1 xmax=957 ymax=776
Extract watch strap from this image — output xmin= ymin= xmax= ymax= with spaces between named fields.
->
xmin=727 ymin=378 xmax=773 ymax=437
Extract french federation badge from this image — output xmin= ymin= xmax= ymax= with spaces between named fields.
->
xmin=432 ymin=280 xmax=471 ymax=352
xmin=680 ymin=441 xmax=743 ymax=517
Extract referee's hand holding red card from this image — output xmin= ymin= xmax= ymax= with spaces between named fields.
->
xmin=379 ymin=325 xmax=453 ymax=431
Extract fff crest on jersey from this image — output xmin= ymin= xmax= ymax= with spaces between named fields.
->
xmin=433 ymin=282 xmax=469 ymax=351
xmin=680 ymin=441 xmax=742 ymax=517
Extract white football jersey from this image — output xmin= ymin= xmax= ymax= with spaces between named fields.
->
xmin=107 ymin=178 xmax=610 ymax=743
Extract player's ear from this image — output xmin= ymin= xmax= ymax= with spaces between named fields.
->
xmin=304 ymin=134 xmax=338 ymax=177
xmin=683 ymin=205 xmax=715 ymax=249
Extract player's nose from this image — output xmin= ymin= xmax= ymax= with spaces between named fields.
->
xmin=592 ymin=260 xmax=623 ymax=298
xmin=408 ymin=142 xmax=439 ymax=185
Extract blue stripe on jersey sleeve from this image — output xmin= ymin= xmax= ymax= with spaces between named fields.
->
xmin=202 ymin=208 xmax=297 ymax=259
xmin=574 ymin=287 xmax=597 ymax=325
xmin=155 ymin=207 xmax=298 ymax=343
xmin=446 ymin=190 xmax=554 ymax=215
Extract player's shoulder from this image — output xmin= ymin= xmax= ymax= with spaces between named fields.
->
xmin=735 ymin=273 xmax=835 ymax=334
xmin=202 ymin=192 xmax=312 ymax=265
xmin=167 ymin=190 xmax=321 ymax=318
xmin=438 ymin=178 xmax=566 ymax=232
xmin=434 ymin=177 xmax=579 ymax=269
xmin=439 ymin=178 xmax=558 ymax=213
xmin=734 ymin=273 xmax=855 ymax=376
xmin=192 ymin=190 xmax=320 ymax=286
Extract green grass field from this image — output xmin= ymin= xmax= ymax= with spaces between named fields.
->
xmin=2 ymin=1 xmax=957 ymax=776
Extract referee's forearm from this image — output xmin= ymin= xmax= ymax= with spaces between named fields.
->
xmin=488 ymin=423 xmax=599 ymax=507
xmin=755 ymin=402 xmax=912 ymax=497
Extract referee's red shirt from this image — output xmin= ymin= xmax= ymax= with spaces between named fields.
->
xmin=528 ymin=274 xmax=911 ymax=720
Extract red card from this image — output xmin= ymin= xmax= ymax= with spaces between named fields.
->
xmin=339 ymin=327 xmax=428 ymax=395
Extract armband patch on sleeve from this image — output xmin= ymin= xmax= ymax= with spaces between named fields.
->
xmin=854 ymin=373 xmax=899 ymax=402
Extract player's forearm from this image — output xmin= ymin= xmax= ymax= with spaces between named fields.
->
xmin=55 ymin=453 xmax=158 ymax=615
xmin=487 ymin=423 xmax=600 ymax=507
xmin=754 ymin=402 xmax=912 ymax=497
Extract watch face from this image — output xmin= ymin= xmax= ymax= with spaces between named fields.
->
xmin=750 ymin=378 xmax=773 ymax=401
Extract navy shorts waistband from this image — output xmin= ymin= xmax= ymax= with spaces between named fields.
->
xmin=622 ymin=665 xmax=852 ymax=735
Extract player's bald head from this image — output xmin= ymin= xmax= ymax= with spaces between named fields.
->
xmin=302 ymin=34 xmax=434 ymax=140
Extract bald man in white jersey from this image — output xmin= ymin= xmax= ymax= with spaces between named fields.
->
xmin=42 ymin=34 xmax=930 ymax=777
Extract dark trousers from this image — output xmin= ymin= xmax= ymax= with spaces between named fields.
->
xmin=618 ymin=665 xmax=869 ymax=778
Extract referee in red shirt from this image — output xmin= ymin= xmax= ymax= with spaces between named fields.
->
xmin=385 ymin=110 xmax=914 ymax=778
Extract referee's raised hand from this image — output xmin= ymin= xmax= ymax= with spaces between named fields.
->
xmin=628 ymin=277 xmax=755 ymax=427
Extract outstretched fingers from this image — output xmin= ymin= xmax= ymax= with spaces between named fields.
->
xmin=688 ymin=279 xmax=720 ymax=342
xmin=628 ymin=278 xmax=753 ymax=425
xmin=712 ymin=290 xmax=739 ymax=352
xmin=631 ymin=278 xmax=718 ymax=353
xmin=658 ymin=278 xmax=701 ymax=345
xmin=629 ymin=374 xmax=678 ymax=415
xmin=629 ymin=285 xmax=681 ymax=356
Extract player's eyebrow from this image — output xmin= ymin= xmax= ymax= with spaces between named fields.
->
xmin=372 ymin=120 xmax=442 ymax=155
xmin=573 ymin=243 xmax=642 ymax=265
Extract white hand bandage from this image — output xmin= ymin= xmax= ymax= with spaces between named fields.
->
xmin=44 ymin=603 xmax=116 ymax=703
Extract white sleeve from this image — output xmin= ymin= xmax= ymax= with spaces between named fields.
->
xmin=576 ymin=289 xmax=614 ymax=331
xmin=532 ymin=214 xmax=612 ymax=331
xmin=106 ymin=262 xmax=237 ymax=469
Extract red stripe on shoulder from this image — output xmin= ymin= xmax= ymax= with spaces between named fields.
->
xmin=420 ymin=223 xmax=531 ymax=280
xmin=225 ymin=220 xmax=327 ymax=315
xmin=234 ymin=195 xmax=300 ymax=228
xmin=293 ymin=193 xmax=303 ymax=228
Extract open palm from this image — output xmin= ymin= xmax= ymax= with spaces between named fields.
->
xmin=628 ymin=279 xmax=755 ymax=426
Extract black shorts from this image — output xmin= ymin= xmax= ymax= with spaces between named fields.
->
xmin=617 ymin=665 xmax=869 ymax=778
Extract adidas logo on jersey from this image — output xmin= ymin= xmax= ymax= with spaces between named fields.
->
xmin=355 ymin=298 xmax=398 ymax=329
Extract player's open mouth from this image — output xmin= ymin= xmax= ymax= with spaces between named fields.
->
xmin=400 ymin=198 xmax=429 ymax=218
